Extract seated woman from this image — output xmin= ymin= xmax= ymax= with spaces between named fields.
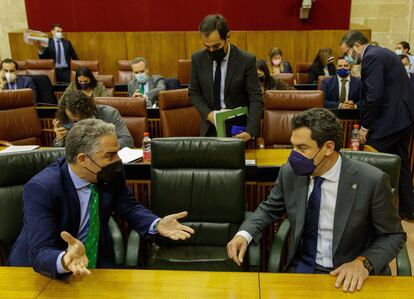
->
xmin=62 ymin=66 xmax=108 ymax=98
xmin=53 ymin=90 xmax=134 ymax=148
xmin=268 ymin=48 xmax=292 ymax=75
xmin=256 ymin=59 xmax=294 ymax=92
xmin=308 ymin=47 xmax=336 ymax=84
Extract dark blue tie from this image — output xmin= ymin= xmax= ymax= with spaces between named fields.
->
xmin=56 ymin=40 xmax=62 ymax=65
xmin=296 ymin=176 xmax=325 ymax=273
xmin=213 ymin=59 xmax=222 ymax=110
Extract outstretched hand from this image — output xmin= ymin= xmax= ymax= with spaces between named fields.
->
xmin=60 ymin=231 xmax=91 ymax=276
xmin=157 ymin=211 xmax=195 ymax=240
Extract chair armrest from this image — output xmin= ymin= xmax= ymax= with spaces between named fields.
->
xmin=244 ymin=211 xmax=261 ymax=272
xmin=268 ymin=219 xmax=290 ymax=273
xmin=396 ymin=243 xmax=412 ymax=276
xmin=256 ymin=137 xmax=265 ymax=149
xmin=125 ymin=229 xmax=141 ymax=267
xmin=108 ymin=217 xmax=125 ymax=266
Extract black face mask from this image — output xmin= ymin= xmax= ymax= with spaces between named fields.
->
xmin=86 ymin=156 xmax=126 ymax=188
xmin=208 ymin=43 xmax=227 ymax=61
xmin=258 ymin=76 xmax=265 ymax=83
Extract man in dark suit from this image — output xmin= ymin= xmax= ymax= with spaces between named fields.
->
xmin=321 ymin=57 xmax=361 ymax=109
xmin=189 ymin=14 xmax=263 ymax=142
xmin=399 ymin=54 xmax=414 ymax=85
xmin=7 ymin=118 xmax=194 ymax=278
xmin=36 ymin=24 xmax=79 ymax=83
xmin=341 ymin=31 xmax=414 ymax=220
xmin=0 ymin=58 xmax=37 ymax=101
xmin=227 ymin=108 xmax=405 ymax=293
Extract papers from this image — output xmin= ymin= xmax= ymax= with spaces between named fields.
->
xmin=213 ymin=107 xmax=248 ymax=137
xmin=0 ymin=145 xmax=39 ymax=154
xmin=118 ymin=147 xmax=143 ymax=163
xmin=245 ymin=159 xmax=256 ymax=166
xmin=23 ymin=29 xmax=49 ymax=47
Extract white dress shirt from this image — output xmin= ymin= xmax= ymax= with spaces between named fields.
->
xmin=237 ymin=155 xmax=342 ymax=269
xmin=212 ymin=44 xmax=231 ymax=109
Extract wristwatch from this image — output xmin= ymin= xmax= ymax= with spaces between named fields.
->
xmin=357 ymin=256 xmax=373 ymax=273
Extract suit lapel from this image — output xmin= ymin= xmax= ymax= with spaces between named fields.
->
xmin=293 ymin=175 xmax=310 ymax=249
xmin=61 ymin=162 xmax=81 ymax=233
xmin=332 ymin=156 xmax=359 ymax=256
xmin=203 ymin=52 xmax=214 ymax=106
xmin=331 ymin=77 xmax=339 ymax=101
xmin=224 ymin=44 xmax=236 ymax=100
xmin=49 ymin=38 xmax=56 ymax=61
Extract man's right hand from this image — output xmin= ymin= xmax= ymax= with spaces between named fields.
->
xmin=207 ymin=111 xmax=215 ymax=125
xmin=33 ymin=40 xmax=44 ymax=50
xmin=60 ymin=231 xmax=91 ymax=276
xmin=0 ymin=72 xmax=6 ymax=90
xmin=53 ymin=119 xmax=68 ymax=141
xmin=226 ymin=235 xmax=248 ymax=266
xmin=132 ymin=91 xmax=144 ymax=98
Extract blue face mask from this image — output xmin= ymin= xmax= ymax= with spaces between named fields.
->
xmin=288 ymin=147 xmax=324 ymax=176
xmin=337 ymin=68 xmax=351 ymax=78
xmin=135 ymin=73 xmax=149 ymax=84
xmin=79 ymin=83 xmax=90 ymax=90
xmin=63 ymin=122 xmax=74 ymax=130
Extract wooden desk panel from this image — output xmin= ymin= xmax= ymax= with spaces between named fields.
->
xmin=38 ymin=269 xmax=259 ymax=299
xmin=0 ymin=267 xmax=51 ymax=299
xmin=260 ymin=273 xmax=414 ymax=299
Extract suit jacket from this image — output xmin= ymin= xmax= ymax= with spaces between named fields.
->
xmin=189 ymin=44 xmax=264 ymax=137
xmin=361 ymin=45 xmax=414 ymax=140
xmin=38 ymin=38 xmax=79 ymax=66
xmin=409 ymin=73 xmax=414 ymax=85
xmin=3 ymin=76 xmax=37 ymax=102
xmin=127 ymin=75 xmax=166 ymax=105
xmin=239 ymin=156 xmax=406 ymax=275
xmin=308 ymin=62 xmax=336 ymax=84
xmin=7 ymin=158 xmax=158 ymax=278
xmin=321 ymin=75 xmax=361 ymax=108
xmin=54 ymin=105 xmax=135 ymax=148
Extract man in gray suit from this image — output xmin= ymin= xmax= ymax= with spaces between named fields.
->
xmin=127 ymin=57 xmax=166 ymax=107
xmin=227 ymin=108 xmax=405 ymax=292
xmin=189 ymin=14 xmax=263 ymax=142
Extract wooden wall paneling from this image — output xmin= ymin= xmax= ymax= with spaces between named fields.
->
xmin=8 ymin=32 xmax=39 ymax=60
xmin=94 ymin=32 xmax=127 ymax=76
xmin=306 ymin=30 xmax=348 ymax=62
xmin=65 ymin=32 xmax=100 ymax=71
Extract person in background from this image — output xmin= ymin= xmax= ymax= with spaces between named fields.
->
xmin=8 ymin=118 xmax=194 ymax=278
xmin=0 ymin=58 xmax=37 ymax=101
xmin=399 ymin=54 xmax=414 ymax=84
xmin=62 ymin=66 xmax=108 ymax=98
xmin=308 ymin=47 xmax=336 ymax=84
xmin=370 ymin=41 xmax=379 ymax=46
xmin=127 ymin=57 xmax=166 ymax=107
xmin=395 ymin=41 xmax=414 ymax=73
xmin=35 ymin=24 xmax=79 ymax=83
xmin=268 ymin=48 xmax=293 ymax=75
xmin=53 ymin=90 xmax=134 ymax=148
xmin=321 ymin=57 xmax=361 ymax=109
xmin=256 ymin=59 xmax=294 ymax=92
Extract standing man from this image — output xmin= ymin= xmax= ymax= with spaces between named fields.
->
xmin=341 ymin=31 xmax=414 ymax=220
xmin=127 ymin=57 xmax=166 ymax=107
xmin=189 ymin=14 xmax=263 ymax=142
xmin=35 ymin=24 xmax=79 ymax=83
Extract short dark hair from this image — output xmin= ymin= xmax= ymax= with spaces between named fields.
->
xmin=341 ymin=31 xmax=369 ymax=47
xmin=0 ymin=58 xmax=18 ymax=70
xmin=199 ymin=14 xmax=229 ymax=40
xmin=75 ymin=66 xmax=98 ymax=89
xmin=51 ymin=23 xmax=62 ymax=30
xmin=56 ymin=90 xmax=97 ymax=124
xmin=292 ymin=108 xmax=343 ymax=151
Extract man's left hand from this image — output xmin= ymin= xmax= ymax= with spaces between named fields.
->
xmin=157 ymin=211 xmax=195 ymax=240
xmin=358 ymin=128 xmax=368 ymax=144
xmin=234 ymin=132 xmax=251 ymax=142
xmin=330 ymin=259 xmax=369 ymax=293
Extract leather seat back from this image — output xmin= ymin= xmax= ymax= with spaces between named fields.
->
xmin=25 ymin=59 xmax=56 ymax=85
xmin=95 ymin=74 xmax=115 ymax=96
xmin=177 ymin=60 xmax=191 ymax=86
xmin=117 ymin=60 xmax=134 ymax=84
xmin=273 ymin=73 xmax=294 ymax=86
xmin=70 ymin=60 xmax=99 ymax=81
xmin=295 ymin=62 xmax=312 ymax=84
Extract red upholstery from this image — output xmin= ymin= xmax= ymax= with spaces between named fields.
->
xmin=70 ymin=60 xmax=99 ymax=81
xmin=273 ymin=73 xmax=294 ymax=86
xmin=25 ymin=59 xmax=56 ymax=84
xmin=177 ymin=60 xmax=191 ymax=86
xmin=95 ymin=74 xmax=115 ymax=96
xmin=318 ymin=75 xmax=332 ymax=90
xmin=295 ymin=62 xmax=312 ymax=84
xmin=158 ymin=89 xmax=200 ymax=137
xmin=15 ymin=60 xmax=27 ymax=76
xmin=117 ymin=60 xmax=134 ymax=84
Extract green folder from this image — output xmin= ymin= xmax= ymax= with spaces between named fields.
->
xmin=214 ymin=106 xmax=248 ymax=137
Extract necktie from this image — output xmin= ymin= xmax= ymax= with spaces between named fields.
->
xmin=296 ymin=176 xmax=325 ymax=273
xmin=339 ymin=79 xmax=347 ymax=103
xmin=213 ymin=59 xmax=223 ymax=110
xmin=56 ymin=40 xmax=62 ymax=65
xmin=139 ymin=83 xmax=145 ymax=94
xmin=84 ymin=184 xmax=100 ymax=268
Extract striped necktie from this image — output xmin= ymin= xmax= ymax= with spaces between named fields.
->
xmin=84 ymin=184 xmax=100 ymax=268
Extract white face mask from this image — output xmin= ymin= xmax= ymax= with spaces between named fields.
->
xmin=55 ymin=31 xmax=63 ymax=39
xmin=4 ymin=72 xmax=16 ymax=83
xmin=395 ymin=49 xmax=403 ymax=56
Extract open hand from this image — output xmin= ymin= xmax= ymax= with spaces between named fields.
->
xmin=157 ymin=211 xmax=195 ymax=240
xmin=60 ymin=231 xmax=91 ymax=276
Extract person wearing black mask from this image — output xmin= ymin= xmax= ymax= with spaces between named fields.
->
xmin=321 ymin=57 xmax=361 ymax=109
xmin=256 ymin=59 xmax=294 ymax=92
xmin=189 ymin=14 xmax=263 ymax=142
xmin=8 ymin=118 xmax=195 ymax=278
xmin=62 ymin=66 xmax=108 ymax=99
xmin=227 ymin=108 xmax=405 ymax=293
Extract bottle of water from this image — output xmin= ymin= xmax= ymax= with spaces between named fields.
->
xmin=350 ymin=124 xmax=360 ymax=151
xmin=143 ymin=132 xmax=151 ymax=162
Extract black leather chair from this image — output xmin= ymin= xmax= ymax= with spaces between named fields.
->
xmin=0 ymin=149 xmax=126 ymax=266
xmin=268 ymin=150 xmax=411 ymax=276
xmin=141 ymin=137 xmax=260 ymax=271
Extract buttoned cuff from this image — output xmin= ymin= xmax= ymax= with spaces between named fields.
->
xmin=56 ymin=251 xmax=71 ymax=274
xmin=148 ymin=218 xmax=161 ymax=234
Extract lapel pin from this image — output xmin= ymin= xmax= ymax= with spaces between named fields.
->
xmin=352 ymin=184 xmax=357 ymax=189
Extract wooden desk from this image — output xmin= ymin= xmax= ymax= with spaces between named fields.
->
xmin=260 ymin=273 xmax=414 ymax=299
xmin=0 ymin=267 xmax=51 ymax=299
xmin=38 ymin=269 xmax=259 ymax=299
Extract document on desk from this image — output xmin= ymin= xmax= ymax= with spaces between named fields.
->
xmin=0 ymin=145 xmax=39 ymax=154
xmin=118 ymin=147 xmax=143 ymax=163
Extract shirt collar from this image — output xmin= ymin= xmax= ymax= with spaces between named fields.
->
xmin=223 ymin=43 xmax=231 ymax=61
xmin=68 ymin=164 xmax=91 ymax=190
xmin=316 ymin=154 xmax=342 ymax=183
xmin=337 ymin=75 xmax=351 ymax=82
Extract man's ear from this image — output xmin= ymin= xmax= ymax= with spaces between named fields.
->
xmin=77 ymin=153 xmax=87 ymax=166
xmin=325 ymin=141 xmax=336 ymax=155
xmin=226 ymin=32 xmax=231 ymax=40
